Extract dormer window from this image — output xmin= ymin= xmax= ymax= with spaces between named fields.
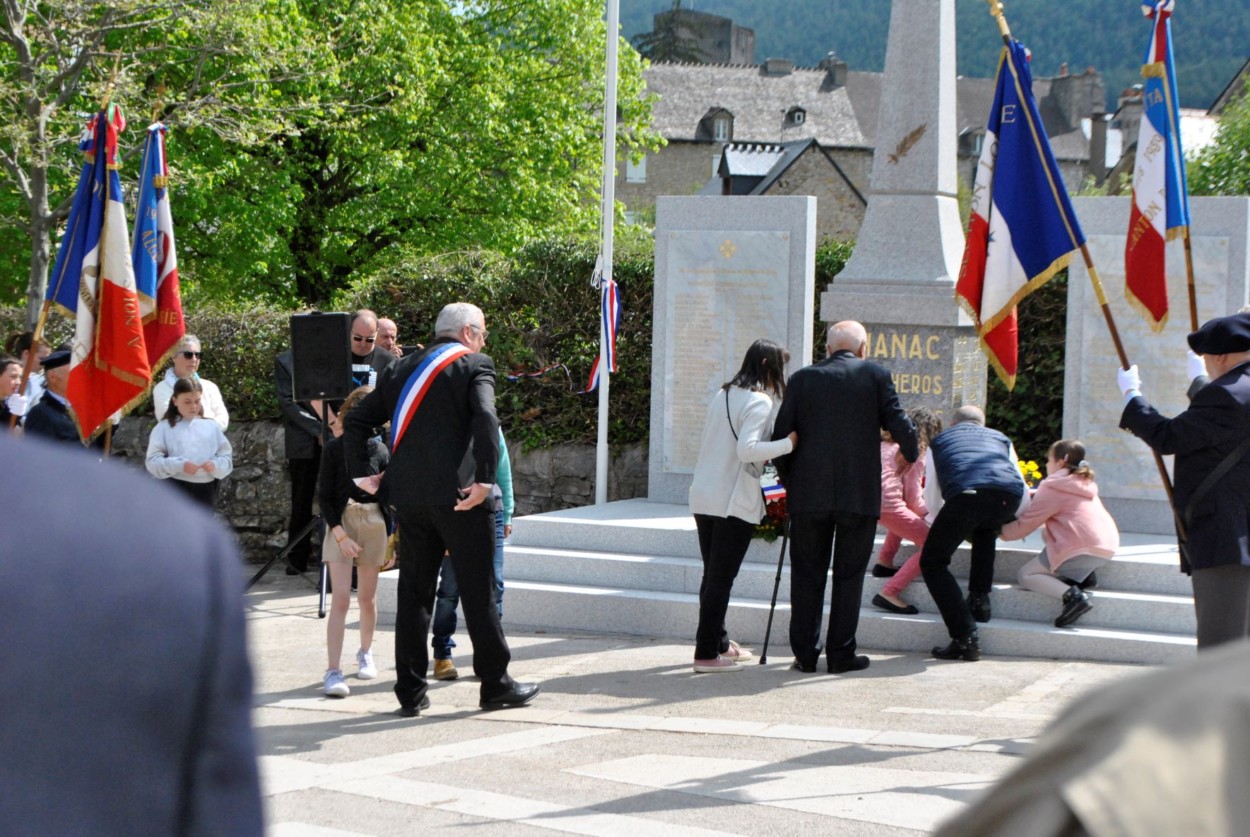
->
xmin=787 ymin=106 xmax=806 ymax=126
xmin=713 ymin=117 xmax=731 ymax=142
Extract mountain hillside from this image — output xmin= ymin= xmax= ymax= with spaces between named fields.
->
xmin=621 ymin=0 xmax=1246 ymax=112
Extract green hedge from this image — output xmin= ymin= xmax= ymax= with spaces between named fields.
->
xmin=2 ymin=234 xmax=1063 ymax=456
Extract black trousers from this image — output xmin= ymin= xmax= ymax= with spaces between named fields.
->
xmin=169 ymin=478 xmax=218 ymax=510
xmin=286 ymin=455 xmax=320 ymax=571
xmin=392 ymin=503 xmax=513 ymax=710
xmin=693 ymin=514 xmax=756 ymax=659
xmin=920 ymin=489 xmax=1019 ymax=639
xmin=788 ymin=510 xmax=877 ymax=666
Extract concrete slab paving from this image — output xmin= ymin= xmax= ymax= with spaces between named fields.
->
xmin=246 ymin=572 xmax=1151 ymax=834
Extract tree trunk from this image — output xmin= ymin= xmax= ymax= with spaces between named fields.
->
xmin=25 ymin=166 xmax=51 ymax=330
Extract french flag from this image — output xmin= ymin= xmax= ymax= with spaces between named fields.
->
xmin=956 ymin=38 xmax=1086 ymax=390
xmin=133 ymin=122 xmax=186 ymax=369
xmin=1125 ymin=0 xmax=1189 ymax=331
xmin=49 ymin=106 xmax=151 ymax=440
xmin=762 ymin=481 xmax=786 ymax=503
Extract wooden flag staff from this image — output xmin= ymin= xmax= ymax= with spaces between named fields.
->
xmin=985 ymin=0 xmax=1187 ymax=545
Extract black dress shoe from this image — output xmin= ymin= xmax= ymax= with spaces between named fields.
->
xmin=1055 ymin=585 xmax=1093 ymax=628
xmin=397 ymin=695 xmax=432 ymax=718
xmin=932 ymin=633 xmax=981 ymax=662
xmin=871 ymin=563 xmax=898 ymax=578
xmin=966 ymin=592 xmax=992 ymax=623
xmin=872 ymin=594 xmax=919 ymax=615
xmin=480 ymin=682 xmax=541 ymax=710
xmin=790 ymin=659 xmax=817 ymax=673
xmin=828 ymin=655 xmax=870 ymax=674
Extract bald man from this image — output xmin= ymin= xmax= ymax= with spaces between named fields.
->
xmin=772 ymin=321 xmax=917 ymax=674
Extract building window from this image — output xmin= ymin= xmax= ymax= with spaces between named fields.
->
xmin=625 ymin=154 xmax=646 ymax=184
xmin=713 ymin=118 xmax=730 ymax=142
xmin=788 ymin=107 xmax=806 ymax=125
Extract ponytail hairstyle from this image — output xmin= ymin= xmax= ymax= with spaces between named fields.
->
xmin=910 ymin=406 xmax=944 ymax=451
xmin=1050 ymin=439 xmax=1094 ymax=480
xmin=165 ymin=376 xmax=204 ymax=426
xmin=725 ymin=338 xmax=790 ymax=400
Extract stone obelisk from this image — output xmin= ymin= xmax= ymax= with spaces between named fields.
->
xmin=824 ymin=0 xmax=985 ymax=419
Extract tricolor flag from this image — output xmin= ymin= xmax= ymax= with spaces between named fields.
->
xmin=47 ymin=105 xmax=152 ymax=440
xmin=583 ymin=278 xmax=621 ymax=393
xmin=762 ymin=481 xmax=786 ymax=504
xmin=956 ymin=38 xmax=1086 ymax=390
xmin=1125 ymin=0 xmax=1190 ymax=331
xmin=133 ymin=122 xmax=185 ymax=368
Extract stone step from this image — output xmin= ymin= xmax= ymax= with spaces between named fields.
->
xmin=497 ymin=580 xmax=1194 ymax=667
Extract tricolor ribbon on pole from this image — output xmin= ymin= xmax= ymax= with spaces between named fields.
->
xmin=47 ymin=105 xmax=152 ymax=441
xmin=583 ymin=277 xmax=620 ymax=393
xmin=1125 ymin=0 xmax=1190 ymax=331
xmin=133 ymin=122 xmax=186 ymax=368
xmin=955 ymin=37 xmax=1086 ymax=390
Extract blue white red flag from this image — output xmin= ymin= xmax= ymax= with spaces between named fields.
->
xmin=762 ymin=481 xmax=786 ymax=503
xmin=956 ymin=39 xmax=1086 ymax=390
xmin=583 ymin=278 xmax=620 ymax=392
xmin=390 ymin=342 xmax=470 ymax=451
xmin=48 ymin=105 xmax=152 ymax=440
xmin=132 ymin=122 xmax=186 ymax=367
xmin=1125 ymin=0 xmax=1190 ymax=331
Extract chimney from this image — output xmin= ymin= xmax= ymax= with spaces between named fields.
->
xmin=819 ymin=51 xmax=849 ymax=87
xmin=763 ymin=57 xmax=794 ymax=76
xmin=1089 ymin=113 xmax=1108 ymax=185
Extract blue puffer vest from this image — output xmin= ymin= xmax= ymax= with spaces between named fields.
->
xmin=930 ymin=422 xmax=1023 ymax=500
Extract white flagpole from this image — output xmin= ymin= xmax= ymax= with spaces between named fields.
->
xmin=595 ymin=0 xmax=619 ymax=505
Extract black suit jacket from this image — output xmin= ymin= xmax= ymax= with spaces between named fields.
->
xmin=343 ymin=337 xmax=500 ymax=510
xmin=0 ymin=434 xmax=262 ymax=835
xmin=1121 ymin=361 xmax=1250 ymax=571
xmin=23 ymin=393 xmax=79 ymax=444
xmin=274 ymin=349 xmax=323 ymax=460
xmin=772 ymin=349 xmax=917 ymax=517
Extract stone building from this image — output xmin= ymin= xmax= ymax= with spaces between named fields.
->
xmin=618 ymin=55 xmax=1108 ymax=242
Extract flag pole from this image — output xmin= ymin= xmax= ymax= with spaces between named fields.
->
xmin=594 ymin=0 xmax=620 ymax=506
xmin=987 ymin=0 xmax=1185 ymax=537
xmin=8 ymin=304 xmax=50 ymax=431
xmin=1183 ymin=232 xmax=1199 ymax=331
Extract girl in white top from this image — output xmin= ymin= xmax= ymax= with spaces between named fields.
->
xmin=688 ymin=338 xmax=796 ymax=673
xmin=146 ymin=376 xmax=233 ymax=509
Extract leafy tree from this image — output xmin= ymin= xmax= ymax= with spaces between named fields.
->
xmin=1189 ymin=79 xmax=1250 ymax=196
xmin=0 ymin=0 xmax=321 ymax=325
xmin=174 ymin=0 xmax=661 ymax=307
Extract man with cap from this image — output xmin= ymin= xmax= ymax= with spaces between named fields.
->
xmin=23 ymin=348 xmax=79 ymax=444
xmin=1118 ymin=311 xmax=1250 ymax=648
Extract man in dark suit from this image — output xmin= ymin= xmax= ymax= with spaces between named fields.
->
xmin=1119 ymin=311 xmax=1250 ymax=649
xmin=344 ymin=302 xmax=539 ymax=716
xmin=772 ymin=320 xmax=917 ymax=673
xmin=275 ymin=347 xmax=323 ymax=573
xmin=1 ymin=433 xmax=262 ymax=834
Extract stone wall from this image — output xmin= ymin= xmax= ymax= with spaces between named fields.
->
xmin=111 ymin=417 xmax=649 ymax=562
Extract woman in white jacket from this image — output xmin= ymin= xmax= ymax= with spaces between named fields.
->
xmin=688 ymin=339 xmax=796 ymax=672
xmin=146 ymin=376 xmax=233 ymax=509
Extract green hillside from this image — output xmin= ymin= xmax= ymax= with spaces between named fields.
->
xmin=621 ymin=0 xmax=1246 ymax=112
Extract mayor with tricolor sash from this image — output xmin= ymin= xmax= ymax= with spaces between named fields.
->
xmin=343 ymin=302 xmax=539 ymax=716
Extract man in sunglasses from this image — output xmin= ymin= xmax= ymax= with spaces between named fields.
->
xmin=346 ymin=310 xmax=396 ymax=397
xmin=151 ymin=334 xmax=229 ymax=429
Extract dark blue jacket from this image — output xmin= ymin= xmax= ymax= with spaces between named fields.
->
xmin=931 ymin=422 xmax=1024 ymax=500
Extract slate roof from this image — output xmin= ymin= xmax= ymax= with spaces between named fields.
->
xmin=645 ymin=61 xmax=1092 ymax=163
xmin=644 ymin=62 xmax=870 ymax=149
xmin=697 ymin=139 xmax=819 ymax=196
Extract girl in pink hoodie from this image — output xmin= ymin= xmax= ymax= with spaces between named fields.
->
xmin=999 ymin=439 xmax=1119 ymax=628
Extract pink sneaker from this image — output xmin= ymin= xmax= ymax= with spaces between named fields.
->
xmin=693 ymin=655 xmax=742 ymax=673
xmin=723 ymin=640 xmax=753 ymax=662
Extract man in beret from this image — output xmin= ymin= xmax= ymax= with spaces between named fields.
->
xmin=1117 ymin=311 xmax=1250 ymax=648
xmin=23 ymin=349 xmax=79 ymax=444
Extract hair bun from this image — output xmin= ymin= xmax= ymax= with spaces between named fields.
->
xmin=1078 ymin=459 xmax=1090 ymax=468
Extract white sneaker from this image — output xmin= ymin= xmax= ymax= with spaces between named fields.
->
xmin=323 ymin=669 xmax=350 ymax=697
xmin=723 ymin=640 xmax=753 ymax=662
xmin=357 ymin=648 xmax=378 ymax=680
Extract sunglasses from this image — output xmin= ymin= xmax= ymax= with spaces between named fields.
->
xmin=180 ymin=351 xmax=203 ymax=359
xmin=352 ymin=334 xmax=377 ymax=343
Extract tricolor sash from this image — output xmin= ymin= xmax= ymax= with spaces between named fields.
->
xmin=390 ymin=342 xmax=470 ymax=452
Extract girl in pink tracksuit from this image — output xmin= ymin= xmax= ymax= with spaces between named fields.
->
xmin=999 ymin=439 xmax=1120 ymax=628
xmin=871 ymin=407 xmax=944 ymax=614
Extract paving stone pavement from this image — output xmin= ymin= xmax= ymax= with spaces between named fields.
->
xmin=247 ymin=572 xmax=1150 ymax=835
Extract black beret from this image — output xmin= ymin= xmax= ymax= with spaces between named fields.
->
xmin=41 ymin=349 xmax=71 ymax=370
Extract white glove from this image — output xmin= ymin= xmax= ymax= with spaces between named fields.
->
xmin=1117 ymin=365 xmax=1142 ymax=397
xmin=1187 ymin=350 xmax=1206 ymax=381
xmin=4 ymin=393 xmax=28 ymax=416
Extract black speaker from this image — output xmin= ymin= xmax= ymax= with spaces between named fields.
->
xmin=290 ymin=313 xmax=352 ymax=401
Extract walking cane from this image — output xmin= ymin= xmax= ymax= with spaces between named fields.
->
xmin=759 ymin=517 xmax=789 ymax=664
